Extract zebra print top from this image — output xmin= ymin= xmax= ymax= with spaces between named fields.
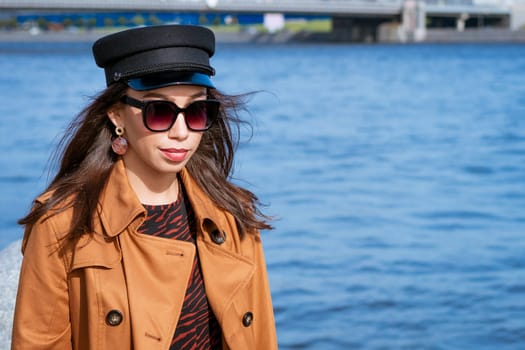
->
xmin=139 ymin=187 xmax=222 ymax=350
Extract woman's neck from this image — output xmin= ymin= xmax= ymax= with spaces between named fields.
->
xmin=123 ymin=162 xmax=180 ymax=205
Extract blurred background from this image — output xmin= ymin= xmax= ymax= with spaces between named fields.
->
xmin=1 ymin=1 xmax=525 ymax=349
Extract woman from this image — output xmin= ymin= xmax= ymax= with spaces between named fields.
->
xmin=12 ymin=25 xmax=277 ymax=350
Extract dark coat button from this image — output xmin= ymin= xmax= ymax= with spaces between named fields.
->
xmin=242 ymin=312 xmax=253 ymax=327
xmin=106 ymin=310 xmax=123 ymax=326
xmin=210 ymin=229 xmax=226 ymax=245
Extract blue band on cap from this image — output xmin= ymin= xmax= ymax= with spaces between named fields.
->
xmin=127 ymin=72 xmax=214 ymax=91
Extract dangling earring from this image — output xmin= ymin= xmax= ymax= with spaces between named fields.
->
xmin=112 ymin=126 xmax=128 ymax=155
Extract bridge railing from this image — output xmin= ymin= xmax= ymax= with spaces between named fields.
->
xmin=425 ymin=0 xmax=474 ymax=5
xmin=2 ymin=0 xmax=404 ymax=12
xmin=424 ymin=0 xmax=510 ymax=14
xmin=0 ymin=0 xmax=509 ymax=15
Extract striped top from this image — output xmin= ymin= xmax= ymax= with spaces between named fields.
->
xmin=138 ymin=188 xmax=222 ymax=350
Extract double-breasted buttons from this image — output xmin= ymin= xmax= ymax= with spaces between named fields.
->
xmin=210 ymin=229 xmax=226 ymax=245
xmin=106 ymin=310 xmax=123 ymax=326
xmin=242 ymin=312 xmax=253 ymax=327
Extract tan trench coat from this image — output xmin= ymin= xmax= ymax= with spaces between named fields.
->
xmin=12 ymin=160 xmax=278 ymax=349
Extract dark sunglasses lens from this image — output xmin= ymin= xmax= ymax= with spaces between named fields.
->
xmin=186 ymin=101 xmax=219 ymax=131
xmin=145 ymin=102 xmax=174 ymax=131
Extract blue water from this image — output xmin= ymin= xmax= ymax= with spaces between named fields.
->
xmin=1 ymin=41 xmax=524 ymax=349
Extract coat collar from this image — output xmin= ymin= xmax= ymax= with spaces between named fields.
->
xmin=96 ymin=159 xmax=227 ymax=239
xmin=95 ymin=159 xmax=145 ymax=238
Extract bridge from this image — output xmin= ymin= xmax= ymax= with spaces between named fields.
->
xmin=0 ymin=0 xmax=511 ymax=16
xmin=0 ymin=0 xmax=515 ymax=42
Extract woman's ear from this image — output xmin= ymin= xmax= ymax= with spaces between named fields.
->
xmin=107 ymin=105 xmax=124 ymax=128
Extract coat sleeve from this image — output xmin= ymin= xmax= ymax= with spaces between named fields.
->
xmin=251 ymin=232 xmax=278 ymax=349
xmin=11 ymin=217 xmax=72 ymax=349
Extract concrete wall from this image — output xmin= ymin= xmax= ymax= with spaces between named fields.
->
xmin=424 ymin=27 xmax=525 ymax=42
xmin=511 ymin=2 xmax=525 ymax=29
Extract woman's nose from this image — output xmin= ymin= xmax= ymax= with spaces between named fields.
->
xmin=167 ymin=113 xmax=189 ymax=139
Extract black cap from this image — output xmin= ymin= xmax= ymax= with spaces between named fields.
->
xmin=92 ymin=25 xmax=215 ymax=89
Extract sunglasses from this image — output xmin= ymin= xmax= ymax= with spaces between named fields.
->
xmin=120 ymin=95 xmax=220 ymax=132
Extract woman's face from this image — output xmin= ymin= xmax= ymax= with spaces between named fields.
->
xmin=108 ymin=84 xmax=206 ymax=178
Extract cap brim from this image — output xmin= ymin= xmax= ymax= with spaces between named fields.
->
xmin=127 ymin=72 xmax=214 ymax=91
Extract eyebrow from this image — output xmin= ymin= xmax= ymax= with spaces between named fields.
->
xmin=142 ymin=90 xmax=207 ymax=99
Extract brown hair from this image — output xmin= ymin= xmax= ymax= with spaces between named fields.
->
xmin=19 ymin=82 xmax=272 ymax=240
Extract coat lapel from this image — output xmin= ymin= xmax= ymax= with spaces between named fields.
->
xmin=180 ymin=169 xmax=257 ymax=348
xmin=94 ymin=159 xmax=145 ymax=240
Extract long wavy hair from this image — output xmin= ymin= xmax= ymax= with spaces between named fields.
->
xmin=19 ymin=82 xmax=272 ymax=240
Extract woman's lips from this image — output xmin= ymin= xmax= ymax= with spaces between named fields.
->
xmin=160 ymin=148 xmax=189 ymax=162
